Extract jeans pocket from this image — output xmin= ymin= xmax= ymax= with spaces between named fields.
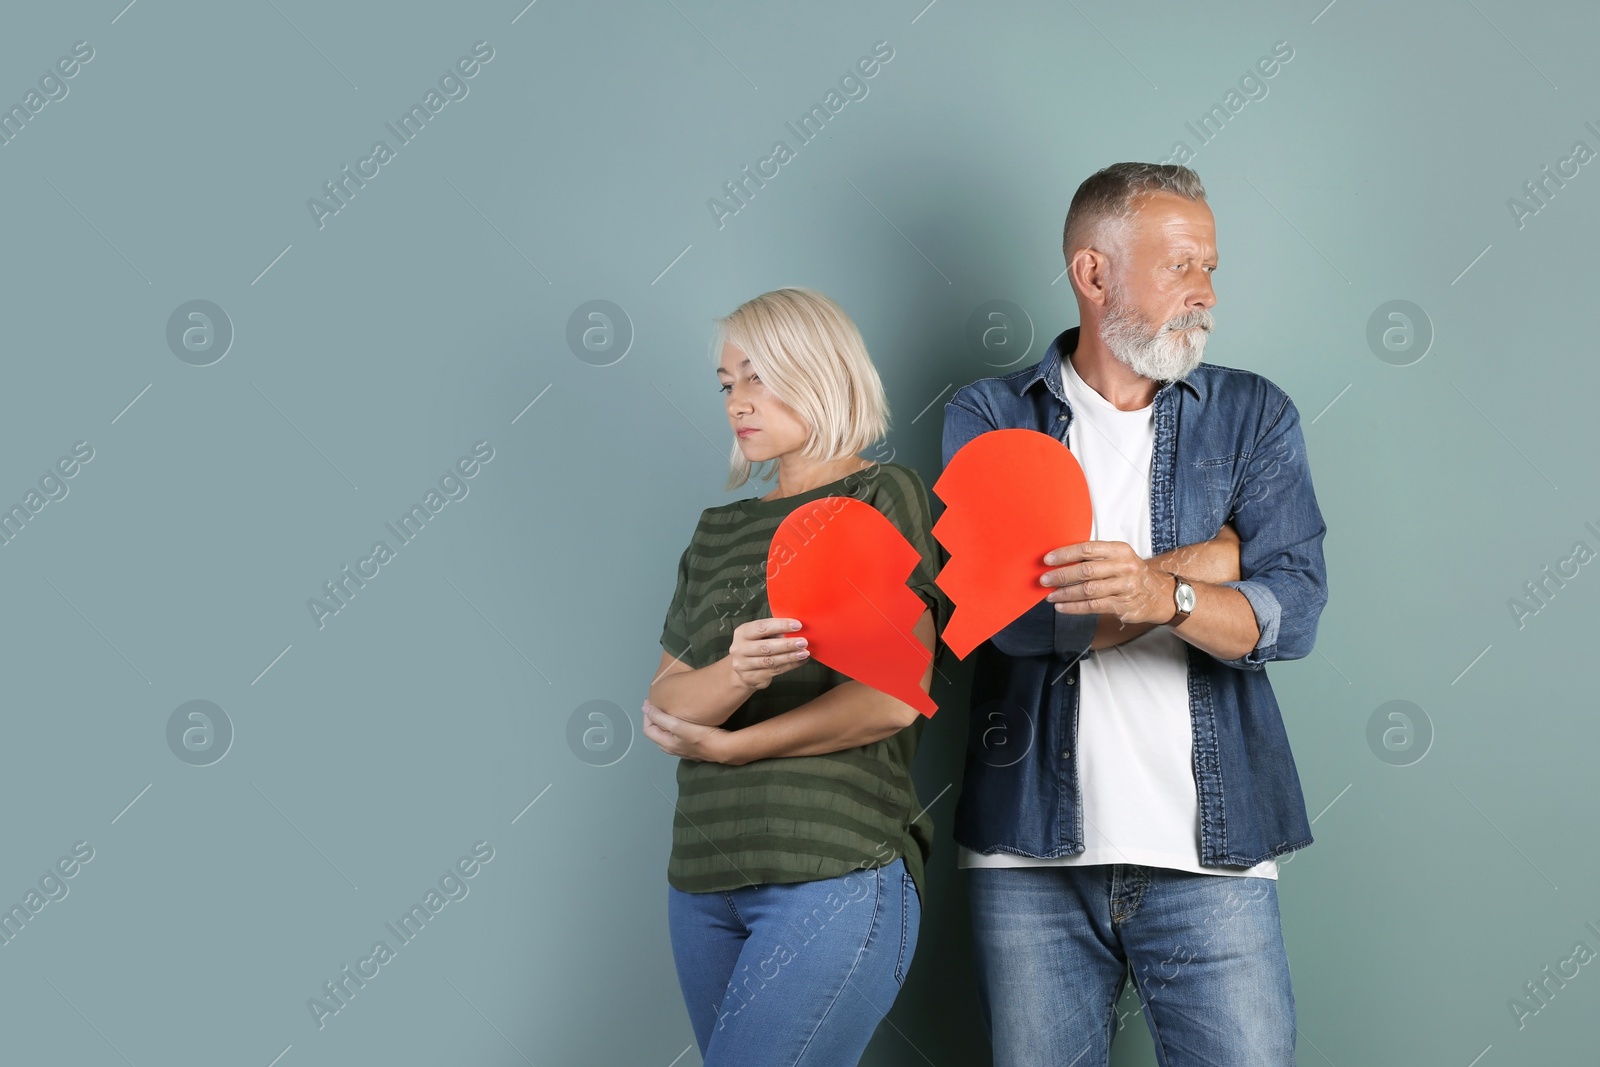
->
xmin=894 ymin=868 xmax=920 ymax=986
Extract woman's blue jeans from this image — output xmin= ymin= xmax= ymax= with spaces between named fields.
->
xmin=667 ymin=857 xmax=921 ymax=1067
xmin=968 ymin=863 xmax=1296 ymax=1066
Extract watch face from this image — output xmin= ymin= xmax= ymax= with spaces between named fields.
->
xmin=1176 ymin=582 xmax=1197 ymax=613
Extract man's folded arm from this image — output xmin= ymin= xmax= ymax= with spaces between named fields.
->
xmin=1211 ymin=393 xmax=1329 ymax=671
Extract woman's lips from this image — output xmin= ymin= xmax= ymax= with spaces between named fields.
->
xmin=737 ymin=427 xmax=758 ymax=437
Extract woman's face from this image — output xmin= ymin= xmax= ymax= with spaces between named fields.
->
xmin=717 ymin=341 xmax=810 ymax=462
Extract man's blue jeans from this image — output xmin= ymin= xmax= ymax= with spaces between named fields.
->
xmin=968 ymin=864 xmax=1295 ymax=1066
xmin=667 ymin=857 xmax=921 ymax=1067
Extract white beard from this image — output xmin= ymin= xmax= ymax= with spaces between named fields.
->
xmin=1099 ymin=294 xmax=1214 ymax=383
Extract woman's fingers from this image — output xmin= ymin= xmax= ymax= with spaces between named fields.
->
xmin=722 ymin=616 xmax=812 ymax=693
xmin=734 ymin=618 xmax=808 ymax=657
xmin=642 ymin=710 xmax=682 ymax=756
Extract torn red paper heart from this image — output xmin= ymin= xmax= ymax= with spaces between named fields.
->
xmin=766 ymin=497 xmax=937 ymax=717
xmin=931 ymin=428 xmax=1093 ymax=659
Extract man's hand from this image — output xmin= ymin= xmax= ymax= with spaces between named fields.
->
xmin=1041 ymin=521 xmax=1243 ymax=648
xmin=1040 ymin=521 xmax=1261 ymax=661
xmin=1083 ymin=523 xmax=1240 ymax=649
xmin=1042 ymin=541 xmax=1180 ymax=625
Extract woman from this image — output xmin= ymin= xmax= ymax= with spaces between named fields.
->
xmin=642 ymin=287 xmax=948 ymax=1066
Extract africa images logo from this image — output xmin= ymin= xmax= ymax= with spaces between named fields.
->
xmin=307 ymin=441 xmax=495 ymax=630
xmin=307 ymin=41 xmax=495 ymax=230
xmin=306 ymin=841 xmax=495 ymax=1030
xmin=705 ymin=40 xmax=895 ymax=230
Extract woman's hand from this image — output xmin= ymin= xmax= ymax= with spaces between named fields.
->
xmin=645 ymin=615 xmax=807 ymax=729
xmin=727 ymin=617 xmax=811 ymax=693
xmin=643 ymin=700 xmax=737 ymax=763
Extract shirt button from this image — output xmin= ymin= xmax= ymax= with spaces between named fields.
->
xmin=1057 ymin=414 xmax=1068 ymax=422
xmin=1066 ymin=675 xmax=1075 ymax=685
xmin=1061 ymin=750 xmax=1072 ymax=759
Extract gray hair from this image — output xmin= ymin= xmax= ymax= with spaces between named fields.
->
xmin=1061 ymin=162 xmax=1207 ymax=262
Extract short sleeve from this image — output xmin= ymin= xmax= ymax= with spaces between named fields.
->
xmin=869 ymin=465 xmax=951 ymax=648
xmin=659 ymin=543 xmax=697 ymax=668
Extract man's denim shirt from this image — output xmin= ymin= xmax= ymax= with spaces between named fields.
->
xmin=942 ymin=327 xmax=1329 ymax=868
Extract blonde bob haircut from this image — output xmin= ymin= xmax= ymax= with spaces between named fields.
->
xmin=712 ymin=287 xmax=890 ymax=492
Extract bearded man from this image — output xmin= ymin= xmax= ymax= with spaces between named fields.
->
xmin=940 ymin=162 xmax=1329 ymax=1066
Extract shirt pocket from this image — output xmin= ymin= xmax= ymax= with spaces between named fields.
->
xmin=1193 ymin=453 xmax=1241 ymax=528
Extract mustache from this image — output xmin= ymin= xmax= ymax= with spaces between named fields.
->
xmin=1163 ymin=308 xmax=1214 ymax=332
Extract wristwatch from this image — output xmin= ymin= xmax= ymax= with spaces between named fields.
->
xmin=1167 ymin=573 xmax=1196 ymax=626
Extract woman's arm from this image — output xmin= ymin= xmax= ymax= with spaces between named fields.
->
xmin=647 ymin=650 xmax=750 ymax=727
xmin=643 ymin=609 xmax=936 ymax=764
xmin=1088 ymin=522 xmax=1241 ymax=650
xmin=647 ymin=616 xmax=813 ymax=727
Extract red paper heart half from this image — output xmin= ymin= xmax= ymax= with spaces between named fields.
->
xmin=766 ymin=497 xmax=937 ymax=718
xmin=931 ymin=428 xmax=1093 ymax=659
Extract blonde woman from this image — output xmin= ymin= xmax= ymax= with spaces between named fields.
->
xmin=642 ymin=287 xmax=948 ymax=1066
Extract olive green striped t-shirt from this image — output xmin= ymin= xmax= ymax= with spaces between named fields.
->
xmin=658 ymin=460 xmax=949 ymax=904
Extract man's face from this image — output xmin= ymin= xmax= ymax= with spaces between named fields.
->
xmin=1098 ymin=191 xmax=1218 ymax=383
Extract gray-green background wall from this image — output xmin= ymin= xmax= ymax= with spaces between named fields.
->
xmin=1 ymin=1 xmax=1594 ymax=1064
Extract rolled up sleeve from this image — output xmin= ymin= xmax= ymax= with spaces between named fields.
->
xmin=1211 ymin=393 xmax=1328 ymax=671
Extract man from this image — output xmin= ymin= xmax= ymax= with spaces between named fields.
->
xmin=941 ymin=162 xmax=1328 ymax=1065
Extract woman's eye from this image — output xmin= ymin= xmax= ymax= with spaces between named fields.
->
xmin=718 ymin=383 xmax=731 ymax=394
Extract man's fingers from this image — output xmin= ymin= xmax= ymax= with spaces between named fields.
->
xmin=1042 ymin=541 xmax=1100 ymax=567
xmin=1049 ymin=576 xmax=1119 ymax=603
xmin=1053 ymin=595 xmax=1115 ymax=614
xmin=1042 ymin=554 xmax=1138 ymax=589
xmin=1042 ymin=540 xmax=1140 ymax=568
xmin=1041 ymin=561 xmax=1089 ymax=588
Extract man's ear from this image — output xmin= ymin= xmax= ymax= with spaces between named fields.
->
xmin=1069 ymin=247 xmax=1113 ymax=308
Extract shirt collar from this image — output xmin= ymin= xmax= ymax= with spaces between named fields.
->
xmin=1019 ymin=326 xmax=1207 ymax=403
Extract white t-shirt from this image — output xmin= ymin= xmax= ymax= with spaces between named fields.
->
xmin=958 ymin=354 xmax=1277 ymax=880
